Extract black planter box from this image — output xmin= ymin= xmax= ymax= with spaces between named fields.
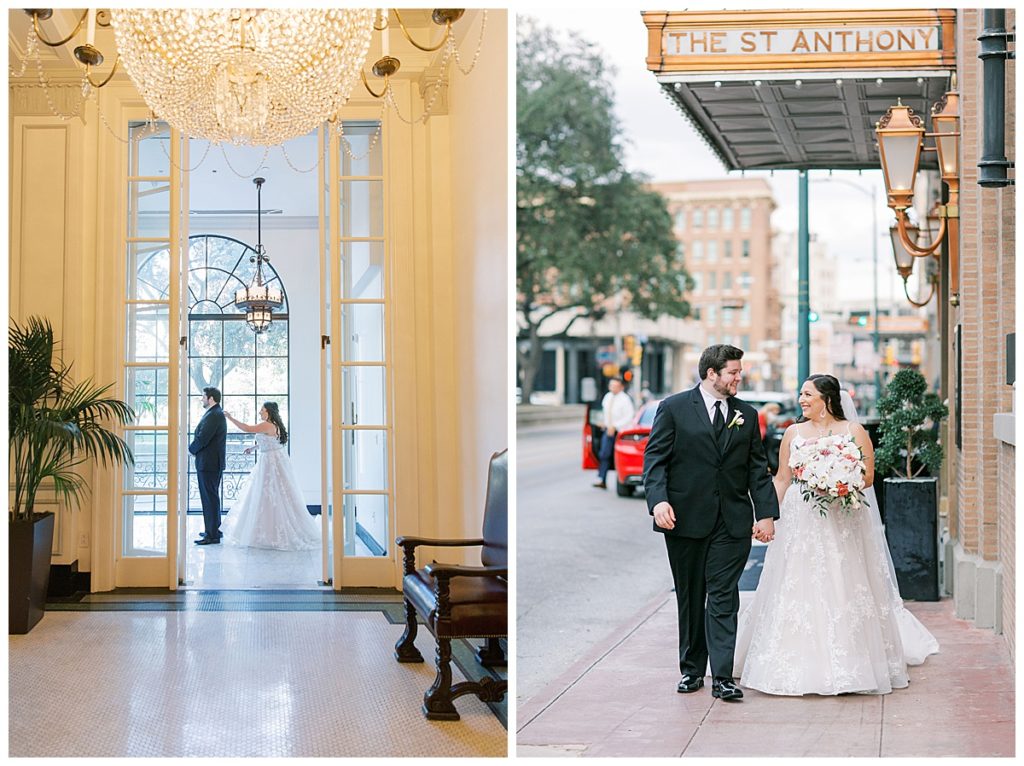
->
xmin=882 ymin=478 xmax=939 ymax=601
xmin=9 ymin=512 xmax=56 ymax=634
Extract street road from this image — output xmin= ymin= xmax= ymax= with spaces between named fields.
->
xmin=516 ymin=421 xmax=768 ymax=706
xmin=516 ymin=421 xmax=671 ymax=705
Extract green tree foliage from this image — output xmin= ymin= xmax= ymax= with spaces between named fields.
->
xmin=516 ymin=18 xmax=693 ymax=401
xmin=874 ymin=368 xmax=948 ymax=478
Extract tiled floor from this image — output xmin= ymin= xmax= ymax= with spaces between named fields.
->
xmin=11 ymin=593 xmax=508 ymax=757
xmin=518 ymin=594 xmax=1014 ymax=758
xmin=185 ymin=515 xmax=372 ymax=589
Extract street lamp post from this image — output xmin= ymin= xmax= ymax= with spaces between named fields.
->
xmin=811 ymin=176 xmax=883 ymax=411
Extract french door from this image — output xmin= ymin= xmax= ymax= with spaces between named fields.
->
xmin=321 ymin=115 xmax=396 ymax=588
xmin=116 ymin=112 xmax=396 ymax=589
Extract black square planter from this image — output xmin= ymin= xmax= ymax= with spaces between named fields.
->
xmin=9 ymin=512 xmax=56 ymax=634
xmin=882 ymin=478 xmax=939 ymax=601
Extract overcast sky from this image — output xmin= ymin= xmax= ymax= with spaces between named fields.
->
xmin=520 ymin=7 xmax=904 ymax=305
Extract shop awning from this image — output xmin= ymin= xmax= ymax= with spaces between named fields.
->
xmin=643 ymin=9 xmax=957 ymax=171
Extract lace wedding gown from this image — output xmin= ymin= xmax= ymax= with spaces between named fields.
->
xmin=221 ymin=432 xmax=321 ymax=551
xmin=734 ymin=433 xmax=939 ymax=695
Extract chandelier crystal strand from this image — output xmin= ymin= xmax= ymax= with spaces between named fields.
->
xmin=220 ymin=144 xmax=271 ymax=179
xmin=9 ymin=24 xmax=37 ymax=78
xmin=449 ymin=10 xmax=488 ymax=76
xmin=279 ymin=141 xmax=323 ymax=174
xmin=110 ymin=10 xmax=376 ymax=146
xmin=337 ymin=107 xmax=385 ymax=162
xmin=158 ymin=138 xmax=215 ymax=173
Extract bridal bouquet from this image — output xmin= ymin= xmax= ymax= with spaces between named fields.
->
xmin=789 ymin=434 xmax=867 ymax=517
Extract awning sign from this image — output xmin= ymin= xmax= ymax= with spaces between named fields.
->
xmin=664 ymin=26 xmax=941 ymax=57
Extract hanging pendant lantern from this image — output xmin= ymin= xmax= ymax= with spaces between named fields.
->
xmin=234 ymin=177 xmax=283 ymax=334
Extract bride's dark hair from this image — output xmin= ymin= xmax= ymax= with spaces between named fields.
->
xmin=800 ymin=374 xmax=847 ymax=422
xmin=263 ymin=402 xmax=288 ymax=444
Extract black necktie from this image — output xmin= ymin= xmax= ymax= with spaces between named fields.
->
xmin=713 ymin=401 xmax=725 ymax=439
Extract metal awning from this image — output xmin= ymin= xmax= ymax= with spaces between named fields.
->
xmin=644 ymin=9 xmax=957 ymax=171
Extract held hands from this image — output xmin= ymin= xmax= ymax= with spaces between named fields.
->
xmin=653 ymin=501 xmax=676 ymax=530
xmin=752 ymin=518 xmax=775 ymax=543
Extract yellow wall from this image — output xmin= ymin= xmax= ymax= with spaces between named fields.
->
xmin=8 ymin=11 xmax=509 ymax=588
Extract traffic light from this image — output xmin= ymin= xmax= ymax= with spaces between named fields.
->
xmin=623 ymin=369 xmax=633 ymax=383
xmin=857 ymin=316 xmax=868 ymax=327
xmin=884 ymin=344 xmax=896 ymax=366
xmin=809 ymin=311 xmax=819 ymax=322
xmin=631 ymin=344 xmax=643 ymax=367
xmin=623 ymin=335 xmax=636 ymax=356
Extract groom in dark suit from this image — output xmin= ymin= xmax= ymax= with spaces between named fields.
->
xmin=643 ymin=345 xmax=779 ymax=701
xmin=189 ymin=386 xmax=227 ymax=545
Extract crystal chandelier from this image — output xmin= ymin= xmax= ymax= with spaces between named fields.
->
xmin=235 ymin=177 xmax=283 ymax=333
xmin=109 ymin=9 xmax=375 ymax=146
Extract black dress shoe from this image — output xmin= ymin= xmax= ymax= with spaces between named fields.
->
xmin=677 ymin=674 xmax=705 ymax=693
xmin=712 ymin=678 xmax=743 ymax=701
xmin=195 ymin=537 xmax=220 ymax=545
xmin=593 ymin=481 xmax=607 ymax=489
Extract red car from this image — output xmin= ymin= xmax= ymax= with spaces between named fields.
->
xmin=583 ymin=399 xmax=661 ymax=497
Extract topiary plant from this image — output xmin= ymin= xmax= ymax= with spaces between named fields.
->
xmin=874 ymin=368 xmax=948 ymax=479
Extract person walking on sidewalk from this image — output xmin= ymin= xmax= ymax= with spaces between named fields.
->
xmin=593 ymin=377 xmax=635 ymax=489
xmin=642 ymin=344 xmax=779 ymax=702
xmin=734 ymin=375 xmax=938 ymax=695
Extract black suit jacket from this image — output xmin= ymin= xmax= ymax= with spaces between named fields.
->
xmin=642 ymin=386 xmax=779 ymax=539
xmin=188 ymin=404 xmax=227 ymax=473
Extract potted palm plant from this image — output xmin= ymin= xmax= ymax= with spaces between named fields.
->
xmin=875 ymin=368 xmax=948 ymax=601
xmin=9 ymin=316 xmax=135 ymax=633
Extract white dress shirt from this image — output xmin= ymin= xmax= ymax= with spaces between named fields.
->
xmin=602 ymin=390 xmax=636 ymax=431
xmin=698 ymin=384 xmax=729 ymax=425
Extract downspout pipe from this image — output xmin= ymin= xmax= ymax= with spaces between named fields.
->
xmin=977 ymin=9 xmax=1015 ymax=187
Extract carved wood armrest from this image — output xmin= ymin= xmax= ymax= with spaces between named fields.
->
xmin=423 ymin=563 xmax=508 ymax=581
xmin=395 ymin=536 xmax=486 ymax=550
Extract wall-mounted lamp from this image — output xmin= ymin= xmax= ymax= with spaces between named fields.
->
xmin=875 ymin=77 xmax=961 ymax=306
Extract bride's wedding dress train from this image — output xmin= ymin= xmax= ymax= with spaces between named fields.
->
xmin=221 ymin=432 xmax=321 ymax=551
xmin=735 ymin=435 xmax=939 ymax=695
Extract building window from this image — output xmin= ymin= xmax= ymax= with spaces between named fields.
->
xmin=692 ymin=240 xmax=704 ymax=261
xmin=707 ymin=272 xmax=717 ymax=291
xmin=740 ymin=334 xmax=750 ymax=350
xmin=722 ymin=207 xmax=734 ymax=230
xmin=676 ymin=241 xmax=686 ymax=261
xmin=707 ymin=303 xmax=717 ymax=324
xmin=722 ymin=271 xmax=733 ymax=291
xmin=707 ymin=334 xmax=716 ymax=346
xmin=707 ymin=206 xmax=719 ymax=229
xmin=724 ymin=240 xmax=733 ymax=259
xmin=674 ymin=208 xmax=686 ymax=230
xmin=722 ymin=307 xmax=733 ymax=326
xmin=740 ymin=206 xmax=752 ymax=230
xmin=706 ymin=240 xmax=718 ymax=262
xmin=691 ymin=272 xmax=702 ymax=292
xmin=739 ymin=270 xmax=751 ymax=290
xmin=741 ymin=304 xmax=751 ymax=325
xmin=692 ymin=207 xmax=704 ymax=228
xmin=742 ymin=239 xmax=750 ymax=258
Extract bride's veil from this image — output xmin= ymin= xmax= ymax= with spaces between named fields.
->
xmin=841 ymin=389 xmax=939 ymax=662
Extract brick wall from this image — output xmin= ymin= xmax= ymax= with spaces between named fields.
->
xmin=954 ymin=9 xmax=1015 ymax=660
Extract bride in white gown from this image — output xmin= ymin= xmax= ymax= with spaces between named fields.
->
xmin=220 ymin=402 xmax=321 ymax=551
xmin=735 ymin=374 xmax=938 ymax=695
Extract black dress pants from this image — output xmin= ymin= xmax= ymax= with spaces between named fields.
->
xmin=197 ymin=470 xmax=223 ymax=539
xmin=664 ymin=512 xmax=752 ymax=680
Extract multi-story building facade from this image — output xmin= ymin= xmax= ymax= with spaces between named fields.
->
xmin=651 ymin=178 xmax=782 ymax=389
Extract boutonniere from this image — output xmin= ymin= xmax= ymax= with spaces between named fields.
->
xmin=727 ymin=412 xmax=745 ymax=430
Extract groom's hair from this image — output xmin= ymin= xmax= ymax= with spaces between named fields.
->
xmin=698 ymin=344 xmax=744 ymax=380
xmin=203 ymin=387 xmax=222 ymax=404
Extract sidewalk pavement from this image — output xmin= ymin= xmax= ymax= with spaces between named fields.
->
xmin=517 ymin=592 xmax=1014 ymax=757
